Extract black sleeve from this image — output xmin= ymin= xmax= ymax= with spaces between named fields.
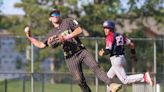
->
xmin=68 ymin=18 xmax=80 ymax=31
xmin=43 ymin=40 xmax=48 ymax=47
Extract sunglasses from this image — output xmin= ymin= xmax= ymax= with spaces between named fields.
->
xmin=50 ymin=13 xmax=60 ymax=17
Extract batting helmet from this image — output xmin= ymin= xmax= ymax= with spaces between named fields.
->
xmin=103 ymin=20 xmax=115 ymax=31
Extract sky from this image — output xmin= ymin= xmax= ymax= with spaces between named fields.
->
xmin=0 ymin=0 xmax=94 ymax=15
xmin=1 ymin=0 xmax=126 ymax=15
xmin=0 ymin=0 xmax=151 ymax=15
xmin=0 ymin=0 xmax=24 ymax=15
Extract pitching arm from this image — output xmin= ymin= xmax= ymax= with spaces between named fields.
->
xmin=24 ymin=26 xmax=46 ymax=49
xmin=27 ymin=37 xmax=46 ymax=49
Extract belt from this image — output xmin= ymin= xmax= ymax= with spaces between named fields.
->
xmin=110 ymin=53 xmax=124 ymax=57
xmin=65 ymin=46 xmax=85 ymax=58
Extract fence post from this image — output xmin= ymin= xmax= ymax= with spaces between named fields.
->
xmin=31 ymin=43 xmax=34 ymax=92
xmin=95 ymin=39 xmax=99 ymax=92
xmin=70 ymin=77 xmax=73 ymax=92
xmin=42 ymin=73 xmax=44 ymax=92
xmin=22 ymin=76 xmax=26 ymax=92
xmin=4 ymin=79 xmax=7 ymax=92
xmin=153 ymin=40 xmax=157 ymax=92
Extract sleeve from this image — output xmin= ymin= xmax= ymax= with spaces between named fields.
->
xmin=103 ymin=48 xmax=111 ymax=55
xmin=105 ymin=36 xmax=114 ymax=50
xmin=68 ymin=18 xmax=80 ymax=31
xmin=43 ymin=37 xmax=49 ymax=47
xmin=105 ymin=40 xmax=112 ymax=49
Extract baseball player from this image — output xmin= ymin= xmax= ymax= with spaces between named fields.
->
xmin=25 ymin=9 xmax=122 ymax=92
xmin=99 ymin=20 xmax=153 ymax=92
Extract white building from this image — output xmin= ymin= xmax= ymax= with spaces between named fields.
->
xmin=0 ymin=31 xmax=26 ymax=79
xmin=40 ymin=58 xmax=52 ymax=73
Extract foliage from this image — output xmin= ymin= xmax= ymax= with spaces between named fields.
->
xmin=0 ymin=0 xmax=2 ymax=10
xmin=0 ymin=0 xmax=163 ymax=76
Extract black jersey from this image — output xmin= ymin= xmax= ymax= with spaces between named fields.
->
xmin=105 ymin=32 xmax=131 ymax=56
xmin=43 ymin=18 xmax=85 ymax=57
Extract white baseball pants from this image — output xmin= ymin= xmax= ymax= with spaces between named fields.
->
xmin=107 ymin=55 xmax=144 ymax=84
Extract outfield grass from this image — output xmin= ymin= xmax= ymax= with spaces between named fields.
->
xmin=0 ymin=79 xmax=163 ymax=92
xmin=0 ymin=80 xmax=106 ymax=92
xmin=0 ymin=79 xmax=132 ymax=92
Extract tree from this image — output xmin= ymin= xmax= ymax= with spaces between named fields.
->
xmin=78 ymin=0 xmax=121 ymax=37
xmin=0 ymin=0 xmax=3 ymax=12
xmin=1 ymin=0 xmax=163 ymax=78
xmin=77 ymin=0 xmax=164 ymax=74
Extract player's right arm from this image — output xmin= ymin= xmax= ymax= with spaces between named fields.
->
xmin=25 ymin=28 xmax=46 ymax=49
xmin=26 ymin=33 xmax=46 ymax=49
xmin=99 ymin=35 xmax=113 ymax=56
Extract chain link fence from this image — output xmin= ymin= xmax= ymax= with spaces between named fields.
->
xmin=0 ymin=36 xmax=164 ymax=92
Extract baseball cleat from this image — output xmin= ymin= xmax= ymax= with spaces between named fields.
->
xmin=108 ymin=83 xmax=122 ymax=92
xmin=144 ymin=72 xmax=153 ymax=86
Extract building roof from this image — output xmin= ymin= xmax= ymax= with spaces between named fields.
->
xmin=115 ymin=17 xmax=164 ymax=37
xmin=0 ymin=30 xmax=11 ymax=36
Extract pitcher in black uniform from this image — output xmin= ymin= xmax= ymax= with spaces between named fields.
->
xmin=24 ymin=9 xmax=122 ymax=92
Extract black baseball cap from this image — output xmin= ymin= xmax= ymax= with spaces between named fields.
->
xmin=49 ymin=9 xmax=60 ymax=16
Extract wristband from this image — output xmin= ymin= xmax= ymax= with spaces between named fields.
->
xmin=64 ymin=34 xmax=73 ymax=40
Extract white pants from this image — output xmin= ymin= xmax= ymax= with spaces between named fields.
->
xmin=107 ymin=55 xmax=144 ymax=84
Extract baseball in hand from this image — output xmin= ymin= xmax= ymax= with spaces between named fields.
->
xmin=24 ymin=26 xmax=30 ymax=33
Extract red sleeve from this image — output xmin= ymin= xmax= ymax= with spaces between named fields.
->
xmin=105 ymin=35 xmax=114 ymax=49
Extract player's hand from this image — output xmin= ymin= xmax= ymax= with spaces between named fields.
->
xmin=99 ymin=49 xmax=104 ymax=56
xmin=24 ymin=26 xmax=31 ymax=37
xmin=47 ymin=35 xmax=58 ymax=46
xmin=58 ymin=35 xmax=65 ymax=42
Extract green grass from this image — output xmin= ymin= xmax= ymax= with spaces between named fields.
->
xmin=0 ymin=80 xmax=163 ymax=92
xmin=0 ymin=80 xmax=107 ymax=92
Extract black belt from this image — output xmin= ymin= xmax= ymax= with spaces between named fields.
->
xmin=65 ymin=46 xmax=85 ymax=58
xmin=110 ymin=53 xmax=124 ymax=57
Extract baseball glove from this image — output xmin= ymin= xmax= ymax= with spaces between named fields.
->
xmin=49 ymin=36 xmax=61 ymax=48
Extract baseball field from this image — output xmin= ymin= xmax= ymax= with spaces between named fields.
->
xmin=0 ymin=80 xmax=133 ymax=92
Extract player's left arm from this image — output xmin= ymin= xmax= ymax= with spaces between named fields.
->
xmin=127 ymin=40 xmax=136 ymax=55
xmin=68 ymin=26 xmax=82 ymax=38
xmin=58 ymin=27 xmax=82 ymax=42
xmin=58 ymin=19 xmax=82 ymax=42
xmin=68 ymin=19 xmax=82 ymax=37
xmin=125 ymin=37 xmax=137 ymax=61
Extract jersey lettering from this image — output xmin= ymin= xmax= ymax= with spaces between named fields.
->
xmin=73 ymin=20 xmax=78 ymax=25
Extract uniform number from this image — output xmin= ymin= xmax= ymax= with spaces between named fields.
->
xmin=116 ymin=35 xmax=124 ymax=46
